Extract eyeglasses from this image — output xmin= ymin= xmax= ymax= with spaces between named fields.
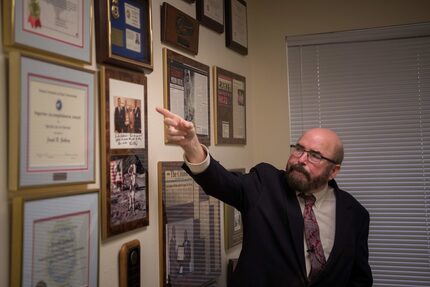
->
xmin=290 ymin=144 xmax=338 ymax=164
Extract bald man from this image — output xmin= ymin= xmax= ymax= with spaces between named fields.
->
xmin=157 ymin=107 xmax=372 ymax=287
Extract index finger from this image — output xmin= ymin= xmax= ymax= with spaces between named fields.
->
xmin=156 ymin=107 xmax=176 ymax=119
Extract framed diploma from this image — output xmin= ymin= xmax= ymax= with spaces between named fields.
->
xmin=196 ymin=0 xmax=224 ymax=33
xmin=10 ymin=191 xmax=99 ymax=287
xmin=95 ymin=0 xmax=153 ymax=71
xmin=8 ymin=51 xmax=95 ymax=192
xmin=225 ymin=0 xmax=248 ymax=55
xmin=158 ymin=161 xmax=221 ymax=287
xmin=100 ymin=65 xmax=149 ymax=239
xmin=163 ymin=48 xmax=211 ymax=146
xmin=213 ymin=66 xmax=246 ymax=145
xmin=161 ymin=2 xmax=200 ymax=55
xmin=224 ymin=169 xmax=244 ymax=250
xmin=3 ymin=0 xmax=92 ymax=64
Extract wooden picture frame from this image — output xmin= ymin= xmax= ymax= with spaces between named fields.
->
xmin=161 ymin=2 xmax=199 ymax=55
xmin=100 ymin=65 xmax=149 ymax=240
xmin=10 ymin=190 xmax=99 ymax=287
xmin=196 ymin=0 xmax=224 ymax=33
xmin=8 ymin=51 xmax=95 ymax=193
xmin=213 ymin=66 xmax=246 ymax=145
xmin=95 ymin=0 xmax=153 ymax=71
xmin=225 ymin=0 xmax=248 ymax=55
xmin=2 ymin=0 xmax=92 ymax=64
xmin=163 ymin=48 xmax=211 ymax=146
xmin=158 ymin=161 xmax=221 ymax=287
xmin=224 ymin=169 xmax=244 ymax=250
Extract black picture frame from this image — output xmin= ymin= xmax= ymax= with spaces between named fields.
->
xmin=225 ymin=0 xmax=248 ymax=55
xmin=196 ymin=0 xmax=224 ymax=33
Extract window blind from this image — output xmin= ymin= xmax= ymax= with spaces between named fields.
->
xmin=287 ymin=23 xmax=430 ymax=286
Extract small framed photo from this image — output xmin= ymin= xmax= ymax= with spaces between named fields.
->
xmin=158 ymin=161 xmax=221 ymax=287
xmin=10 ymin=191 xmax=99 ymax=287
xmin=161 ymin=2 xmax=200 ymax=55
xmin=95 ymin=0 xmax=153 ymax=71
xmin=196 ymin=0 xmax=224 ymax=33
xmin=8 ymin=51 xmax=95 ymax=192
xmin=213 ymin=66 xmax=246 ymax=145
xmin=163 ymin=48 xmax=211 ymax=146
xmin=224 ymin=169 xmax=244 ymax=250
xmin=100 ymin=65 xmax=149 ymax=239
xmin=3 ymin=0 xmax=92 ymax=64
xmin=225 ymin=0 xmax=248 ymax=55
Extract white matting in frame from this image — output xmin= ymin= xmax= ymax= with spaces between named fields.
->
xmin=18 ymin=192 xmax=99 ymax=287
xmin=4 ymin=0 xmax=92 ymax=63
xmin=11 ymin=53 xmax=95 ymax=188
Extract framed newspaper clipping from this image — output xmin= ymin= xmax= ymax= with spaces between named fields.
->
xmin=213 ymin=66 xmax=246 ymax=145
xmin=8 ymin=51 xmax=95 ymax=193
xmin=99 ymin=65 xmax=149 ymax=239
xmin=10 ymin=190 xmax=99 ymax=287
xmin=95 ymin=0 xmax=153 ymax=71
xmin=158 ymin=161 xmax=221 ymax=287
xmin=163 ymin=48 xmax=210 ymax=146
xmin=3 ymin=0 xmax=92 ymax=64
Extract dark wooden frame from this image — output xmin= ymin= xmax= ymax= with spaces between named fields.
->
xmin=163 ymin=48 xmax=211 ymax=146
xmin=161 ymin=2 xmax=200 ymax=55
xmin=196 ymin=0 xmax=224 ymax=33
xmin=225 ymin=0 xmax=248 ymax=55
xmin=95 ymin=0 xmax=153 ymax=71
xmin=213 ymin=66 xmax=247 ymax=145
xmin=99 ymin=65 xmax=149 ymax=240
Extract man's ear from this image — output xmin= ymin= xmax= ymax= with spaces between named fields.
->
xmin=329 ymin=164 xmax=341 ymax=180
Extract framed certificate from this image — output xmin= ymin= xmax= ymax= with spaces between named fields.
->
xmin=95 ymin=0 xmax=153 ymax=71
xmin=161 ymin=2 xmax=200 ymax=55
xmin=196 ymin=0 xmax=224 ymax=33
xmin=158 ymin=161 xmax=221 ymax=287
xmin=213 ymin=66 xmax=246 ymax=145
xmin=163 ymin=48 xmax=211 ymax=146
xmin=3 ymin=0 xmax=92 ymax=64
xmin=10 ymin=191 xmax=99 ymax=287
xmin=100 ymin=65 xmax=149 ymax=239
xmin=8 ymin=52 xmax=95 ymax=192
xmin=225 ymin=0 xmax=248 ymax=55
xmin=224 ymin=169 xmax=244 ymax=250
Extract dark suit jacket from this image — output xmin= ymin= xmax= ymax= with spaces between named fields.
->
xmin=184 ymin=157 xmax=372 ymax=287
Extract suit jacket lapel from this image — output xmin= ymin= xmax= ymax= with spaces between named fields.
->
xmin=285 ymin=188 xmax=307 ymax=279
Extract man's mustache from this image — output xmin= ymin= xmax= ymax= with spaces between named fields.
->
xmin=288 ymin=164 xmax=310 ymax=179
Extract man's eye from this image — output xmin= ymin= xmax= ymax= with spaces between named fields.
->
xmin=310 ymin=152 xmax=322 ymax=159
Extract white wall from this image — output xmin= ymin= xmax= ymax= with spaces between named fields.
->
xmin=1 ymin=1 xmax=429 ymax=286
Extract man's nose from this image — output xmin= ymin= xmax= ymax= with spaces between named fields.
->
xmin=297 ymin=152 xmax=308 ymax=164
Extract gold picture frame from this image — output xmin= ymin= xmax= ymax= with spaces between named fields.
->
xmin=10 ymin=190 xmax=99 ymax=287
xmin=163 ymin=48 xmax=211 ymax=146
xmin=99 ymin=65 xmax=149 ymax=240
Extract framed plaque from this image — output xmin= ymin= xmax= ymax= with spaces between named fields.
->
xmin=196 ymin=0 xmax=224 ymax=33
xmin=10 ymin=191 xmax=99 ymax=287
xmin=158 ymin=161 xmax=221 ymax=287
xmin=161 ymin=2 xmax=199 ymax=55
xmin=224 ymin=169 xmax=244 ymax=250
xmin=3 ymin=0 xmax=92 ymax=64
xmin=163 ymin=48 xmax=211 ymax=146
xmin=225 ymin=0 xmax=248 ymax=55
xmin=213 ymin=66 xmax=246 ymax=145
xmin=95 ymin=0 xmax=153 ymax=71
xmin=100 ymin=65 xmax=149 ymax=239
xmin=8 ymin=51 xmax=95 ymax=192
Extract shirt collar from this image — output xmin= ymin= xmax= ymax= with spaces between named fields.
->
xmin=296 ymin=185 xmax=331 ymax=209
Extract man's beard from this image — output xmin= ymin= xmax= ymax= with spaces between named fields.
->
xmin=286 ymin=164 xmax=331 ymax=193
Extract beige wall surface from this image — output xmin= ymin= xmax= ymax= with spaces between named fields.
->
xmin=1 ymin=0 xmax=429 ymax=286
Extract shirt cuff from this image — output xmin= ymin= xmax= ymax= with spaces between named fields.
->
xmin=183 ymin=145 xmax=210 ymax=174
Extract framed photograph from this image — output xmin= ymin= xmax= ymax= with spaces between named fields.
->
xmin=3 ymin=0 xmax=92 ymax=64
xmin=158 ymin=161 xmax=221 ymax=287
xmin=95 ymin=0 xmax=153 ymax=71
xmin=8 ymin=51 xmax=95 ymax=192
xmin=196 ymin=0 xmax=224 ymax=33
xmin=225 ymin=0 xmax=248 ymax=55
xmin=213 ymin=66 xmax=246 ymax=145
xmin=224 ymin=169 xmax=244 ymax=250
xmin=161 ymin=2 xmax=199 ymax=55
xmin=10 ymin=191 xmax=99 ymax=287
xmin=163 ymin=48 xmax=211 ymax=146
xmin=100 ymin=65 xmax=149 ymax=239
